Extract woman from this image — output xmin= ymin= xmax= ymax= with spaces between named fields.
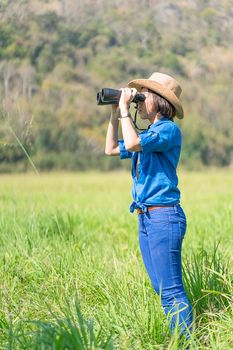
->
xmin=105 ymin=72 xmax=193 ymax=338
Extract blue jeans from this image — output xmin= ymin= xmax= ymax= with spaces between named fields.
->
xmin=138 ymin=204 xmax=193 ymax=337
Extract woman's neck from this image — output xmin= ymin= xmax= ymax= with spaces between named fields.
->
xmin=151 ymin=113 xmax=162 ymax=124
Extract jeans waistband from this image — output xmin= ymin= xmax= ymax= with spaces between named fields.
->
xmin=137 ymin=205 xmax=174 ymax=215
xmin=130 ymin=201 xmax=180 ymax=213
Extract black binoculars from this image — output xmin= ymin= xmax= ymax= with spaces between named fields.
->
xmin=97 ymin=88 xmax=146 ymax=105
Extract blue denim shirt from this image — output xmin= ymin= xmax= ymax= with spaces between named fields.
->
xmin=118 ymin=117 xmax=182 ymax=213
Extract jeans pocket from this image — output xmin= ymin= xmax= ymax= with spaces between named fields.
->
xmin=146 ymin=208 xmax=170 ymax=223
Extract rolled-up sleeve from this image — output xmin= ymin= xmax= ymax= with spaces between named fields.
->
xmin=118 ymin=140 xmax=133 ymax=159
xmin=139 ymin=126 xmax=173 ymax=153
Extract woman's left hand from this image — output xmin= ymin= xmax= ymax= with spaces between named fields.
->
xmin=119 ymin=88 xmax=137 ymax=115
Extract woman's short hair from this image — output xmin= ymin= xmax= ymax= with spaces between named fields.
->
xmin=149 ymin=90 xmax=175 ymax=120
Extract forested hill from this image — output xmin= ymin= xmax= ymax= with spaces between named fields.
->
xmin=0 ymin=0 xmax=232 ymax=171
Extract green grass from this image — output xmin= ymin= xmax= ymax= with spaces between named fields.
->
xmin=0 ymin=170 xmax=232 ymax=349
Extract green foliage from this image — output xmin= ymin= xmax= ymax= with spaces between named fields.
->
xmin=183 ymin=243 xmax=231 ymax=315
xmin=36 ymin=44 xmax=55 ymax=74
xmin=201 ymin=7 xmax=217 ymax=23
xmin=0 ymin=0 xmax=232 ymax=171
xmin=8 ymin=298 xmax=114 ymax=349
xmin=162 ymin=53 xmax=185 ymax=76
xmin=0 ymin=171 xmax=232 ymax=349
xmin=36 ymin=11 xmax=60 ymax=33
xmin=0 ymin=26 xmax=13 ymax=54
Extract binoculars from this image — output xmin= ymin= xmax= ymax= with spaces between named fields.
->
xmin=97 ymin=88 xmax=146 ymax=105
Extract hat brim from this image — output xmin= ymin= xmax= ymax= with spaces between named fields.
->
xmin=128 ymin=79 xmax=184 ymax=119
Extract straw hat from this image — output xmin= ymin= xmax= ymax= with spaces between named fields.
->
xmin=128 ymin=72 xmax=184 ymax=119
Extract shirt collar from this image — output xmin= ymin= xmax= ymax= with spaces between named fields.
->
xmin=148 ymin=116 xmax=170 ymax=129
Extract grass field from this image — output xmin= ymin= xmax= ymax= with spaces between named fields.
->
xmin=0 ymin=170 xmax=232 ymax=349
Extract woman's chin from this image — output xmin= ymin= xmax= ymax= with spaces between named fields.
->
xmin=139 ymin=113 xmax=148 ymax=120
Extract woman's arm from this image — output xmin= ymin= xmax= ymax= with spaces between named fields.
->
xmin=105 ymin=106 xmax=120 ymax=156
xmin=119 ymin=88 xmax=142 ymax=152
xmin=120 ymin=117 xmax=142 ymax=152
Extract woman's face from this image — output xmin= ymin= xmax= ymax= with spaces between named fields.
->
xmin=137 ymin=88 xmax=157 ymax=121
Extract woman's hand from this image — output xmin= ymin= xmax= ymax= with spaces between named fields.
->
xmin=119 ymin=88 xmax=137 ymax=116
